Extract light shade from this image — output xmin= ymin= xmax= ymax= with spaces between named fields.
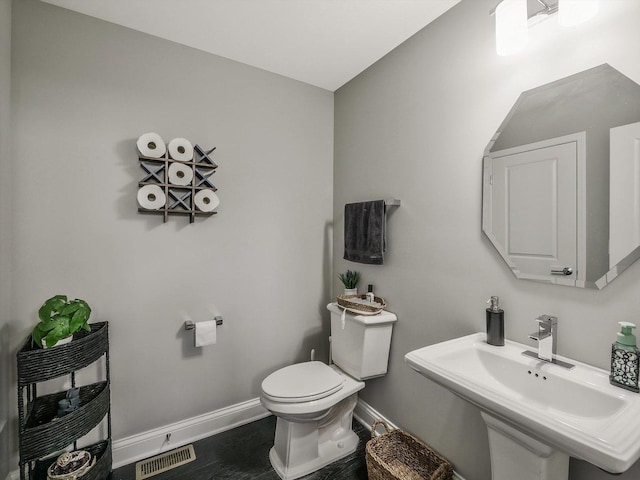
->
xmin=559 ymin=0 xmax=599 ymax=27
xmin=495 ymin=0 xmax=528 ymax=56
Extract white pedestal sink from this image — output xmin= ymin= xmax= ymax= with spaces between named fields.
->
xmin=405 ymin=333 xmax=640 ymax=480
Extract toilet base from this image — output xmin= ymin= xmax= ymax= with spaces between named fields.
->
xmin=269 ymin=429 xmax=359 ymax=480
xmin=268 ymin=394 xmax=359 ymax=480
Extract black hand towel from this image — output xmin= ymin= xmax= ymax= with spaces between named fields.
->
xmin=343 ymin=200 xmax=386 ymax=265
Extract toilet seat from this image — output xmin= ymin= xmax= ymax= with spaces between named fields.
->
xmin=261 ymin=361 xmax=344 ymax=403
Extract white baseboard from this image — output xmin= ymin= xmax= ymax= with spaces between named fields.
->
xmin=354 ymin=398 xmax=466 ymax=480
xmin=353 ymin=397 xmax=399 ymax=433
xmin=112 ymin=397 xmax=269 ymax=468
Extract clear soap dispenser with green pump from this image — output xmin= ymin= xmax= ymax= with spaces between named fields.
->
xmin=610 ymin=322 xmax=640 ymax=393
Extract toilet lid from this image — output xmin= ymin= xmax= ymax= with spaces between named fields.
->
xmin=261 ymin=361 xmax=344 ymax=403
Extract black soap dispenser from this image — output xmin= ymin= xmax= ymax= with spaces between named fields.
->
xmin=486 ymin=296 xmax=504 ymax=346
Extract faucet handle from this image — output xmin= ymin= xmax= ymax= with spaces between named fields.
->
xmin=535 ymin=315 xmax=557 ymax=327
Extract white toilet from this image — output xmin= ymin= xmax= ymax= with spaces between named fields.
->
xmin=260 ymin=302 xmax=397 ymax=480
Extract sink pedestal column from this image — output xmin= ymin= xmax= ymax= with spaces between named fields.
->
xmin=481 ymin=413 xmax=569 ymax=480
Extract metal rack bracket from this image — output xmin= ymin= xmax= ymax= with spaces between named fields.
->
xmin=184 ymin=316 xmax=223 ymax=331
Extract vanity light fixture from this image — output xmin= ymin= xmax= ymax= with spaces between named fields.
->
xmin=495 ymin=0 xmax=528 ymax=56
xmin=492 ymin=0 xmax=600 ymax=56
xmin=558 ymin=0 xmax=599 ymax=27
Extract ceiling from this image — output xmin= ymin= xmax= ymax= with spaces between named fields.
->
xmin=40 ymin=0 xmax=461 ymax=91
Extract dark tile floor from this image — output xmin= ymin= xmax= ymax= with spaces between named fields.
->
xmin=111 ymin=416 xmax=369 ymax=480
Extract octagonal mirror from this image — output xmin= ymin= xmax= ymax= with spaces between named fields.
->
xmin=482 ymin=64 xmax=640 ymax=289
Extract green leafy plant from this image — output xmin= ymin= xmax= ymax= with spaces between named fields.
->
xmin=338 ymin=270 xmax=361 ymax=289
xmin=32 ymin=295 xmax=92 ymax=348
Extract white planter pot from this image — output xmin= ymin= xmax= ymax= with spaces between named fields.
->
xmin=42 ymin=335 xmax=73 ymax=349
xmin=343 ymin=288 xmax=358 ymax=296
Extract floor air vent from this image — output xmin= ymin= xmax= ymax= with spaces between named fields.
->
xmin=135 ymin=444 xmax=196 ymax=480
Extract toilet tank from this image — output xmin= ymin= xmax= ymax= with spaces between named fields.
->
xmin=327 ymin=303 xmax=397 ymax=380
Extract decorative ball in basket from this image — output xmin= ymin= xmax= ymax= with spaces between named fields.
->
xmin=47 ymin=450 xmax=95 ymax=480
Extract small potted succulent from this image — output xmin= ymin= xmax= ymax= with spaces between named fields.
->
xmin=32 ymin=295 xmax=92 ymax=348
xmin=338 ymin=270 xmax=361 ymax=296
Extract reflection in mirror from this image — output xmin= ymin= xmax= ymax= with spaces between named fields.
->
xmin=482 ymin=64 xmax=640 ymax=289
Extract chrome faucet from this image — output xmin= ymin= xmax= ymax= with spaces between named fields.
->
xmin=528 ymin=315 xmax=557 ymax=362
xmin=523 ymin=315 xmax=574 ymax=369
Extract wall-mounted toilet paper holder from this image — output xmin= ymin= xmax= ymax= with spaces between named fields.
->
xmin=184 ymin=316 xmax=223 ymax=330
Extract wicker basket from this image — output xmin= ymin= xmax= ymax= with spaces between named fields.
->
xmin=32 ymin=439 xmax=112 ymax=480
xmin=17 ymin=322 xmax=109 ymax=386
xmin=19 ymin=381 xmax=110 ymax=462
xmin=336 ymin=294 xmax=387 ymax=314
xmin=366 ymin=420 xmax=453 ymax=480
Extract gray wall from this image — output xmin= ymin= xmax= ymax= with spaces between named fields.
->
xmin=0 ymin=0 xmax=12 ymax=478
xmin=9 ymin=0 xmax=333 ymax=467
xmin=334 ymin=1 xmax=640 ymax=479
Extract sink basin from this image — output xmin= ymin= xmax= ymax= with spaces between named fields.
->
xmin=405 ymin=333 xmax=640 ymax=475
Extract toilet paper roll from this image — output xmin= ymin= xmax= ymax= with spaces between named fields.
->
xmin=168 ymin=162 xmax=194 ymax=186
xmin=194 ymin=189 xmax=220 ymax=212
xmin=168 ymin=138 xmax=194 ymax=161
xmin=137 ymin=185 xmax=166 ymax=210
xmin=194 ymin=320 xmax=217 ymax=347
xmin=137 ymin=132 xmax=166 ymax=158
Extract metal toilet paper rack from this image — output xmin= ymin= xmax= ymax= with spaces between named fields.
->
xmin=184 ymin=316 xmax=223 ymax=331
